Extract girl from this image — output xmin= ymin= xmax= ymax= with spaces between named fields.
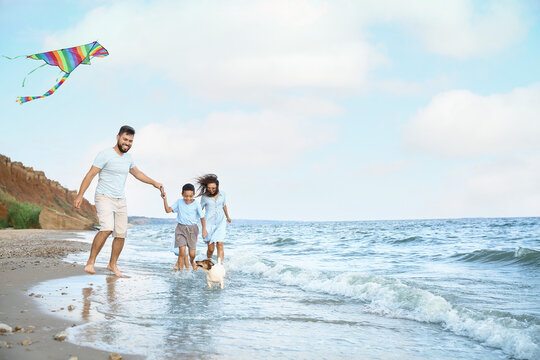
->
xmin=196 ymin=174 xmax=231 ymax=263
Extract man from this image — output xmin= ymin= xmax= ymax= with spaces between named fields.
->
xmin=74 ymin=125 xmax=162 ymax=277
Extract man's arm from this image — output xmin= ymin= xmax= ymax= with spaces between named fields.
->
xmin=74 ymin=166 xmax=101 ymax=209
xmin=129 ymin=166 xmax=163 ymax=191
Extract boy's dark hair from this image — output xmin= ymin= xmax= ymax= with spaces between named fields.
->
xmin=118 ymin=125 xmax=135 ymax=136
xmin=182 ymin=183 xmax=195 ymax=193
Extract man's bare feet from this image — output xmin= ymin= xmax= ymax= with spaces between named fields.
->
xmin=107 ymin=264 xmax=124 ymax=277
xmin=173 ymin=263 xmax=180 ymax=270
xmin=191 ymin=261 xmax=198 ymax=271
xmin=84 ymin=264 xmax=96 ymax=274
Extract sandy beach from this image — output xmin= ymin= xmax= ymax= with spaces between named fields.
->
xmin=0 ymin=229 xmax=142 ymax=360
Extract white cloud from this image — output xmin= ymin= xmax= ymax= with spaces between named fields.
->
xmin=428 ymin=155 xmax=540 ymax=218
xmin=404 ymin=84 xmax=540 ymax=158
xmin=46 ymin=0 xmax=383 ymax=102
xmin=403 ymin=83 xmax=540 ymax=219
xmin=369 ymin=0 xmax=528 ymax=59
xmin=373 ymin=76 xmax=453 ymax=97
xmin=132 ymin=109 xmax=336 ymax=171
xmin=44 ymin=0 xmax=530 ymax=103
xmin=357 ymin=160 xmax=411 ymax=177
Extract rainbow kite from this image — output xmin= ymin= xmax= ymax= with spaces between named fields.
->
xmin=12 ymin=41 xmax=109 ymax=104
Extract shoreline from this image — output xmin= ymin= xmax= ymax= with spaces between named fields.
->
xmin=0 ymin=229 xmax=143 ymax=359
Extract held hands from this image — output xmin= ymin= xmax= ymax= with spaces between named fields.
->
xmin=154 ymin=182 xmax=164 ymax=192
xmin=202 ymin=229 xmax=208 ymax=238
xmin=158 ymin=184 xmax=166 ymax=199
xmin=227 ymin=217 xmax=232 ymax=223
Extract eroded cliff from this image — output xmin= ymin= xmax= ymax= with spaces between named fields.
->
xmin=0 ymin=154 xmax=97 ymax=230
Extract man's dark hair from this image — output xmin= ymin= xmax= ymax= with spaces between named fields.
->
xmin=118 ymin=125 xmax=135 ymax=136
xmin=182 ymin=183 xmax=195 ymax=193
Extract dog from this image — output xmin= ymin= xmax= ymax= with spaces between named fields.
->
xmin=196 ymin=258 xmax=226 ymax=289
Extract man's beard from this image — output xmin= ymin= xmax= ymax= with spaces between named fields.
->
xmin=117 ymin=142 xmax=130 ymax=153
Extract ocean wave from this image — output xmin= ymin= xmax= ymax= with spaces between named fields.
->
xmin=228 ymin=254 xmax=539 ymax=360
xmin=391 ymin=236 xmax=423 ymax=244
xmin=266 ymin=237 xmax=298 ymax=246
xmin=451 ymin=247 xmax=540 ymax=267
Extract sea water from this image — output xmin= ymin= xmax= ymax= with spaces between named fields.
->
xmin=32 ymin=218 xmax=540 ymax=359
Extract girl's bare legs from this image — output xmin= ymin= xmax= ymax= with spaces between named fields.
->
xmin=206 ymin=242 xmax=215 ymax=259
xmin=216 ymin=242 xmax=224 ymax=263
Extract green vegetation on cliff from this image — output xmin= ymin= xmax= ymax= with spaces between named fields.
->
xmin=0 ymin=189 xmax=41 ymax=229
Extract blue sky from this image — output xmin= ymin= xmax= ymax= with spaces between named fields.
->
xmin=1 ymin=0 xmax=539 ymax=221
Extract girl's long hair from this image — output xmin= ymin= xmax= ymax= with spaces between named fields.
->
xmin=196 ymin=174 xmax=219 ymax=197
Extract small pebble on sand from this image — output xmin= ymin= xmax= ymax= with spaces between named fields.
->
xmin=68 ymin=305 xmax=75 ymax=311
xmin=54 ymin=331 xmax=68 ymax=341
xmin=109 ymin=353 xmax=122 ymax=360
xmin=0 ymin=323 xmax=12 ymax=333
xmin=20 ymin=338 xmax=32 ymax=346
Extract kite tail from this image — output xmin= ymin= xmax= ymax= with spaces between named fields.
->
xmin=16 ymin=72 xmax=70 ymax=104
xmin=22 ymin=63 xmax=49 ymax=87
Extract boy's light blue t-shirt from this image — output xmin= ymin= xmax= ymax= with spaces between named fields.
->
xmin=171 ymin=199 xmax=204 ymax=225
xmin=93 ymin=148 xmax=135 ymax=199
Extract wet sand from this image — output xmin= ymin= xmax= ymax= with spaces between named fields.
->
xmin=0 ymin=229 xmax=142 ymax=359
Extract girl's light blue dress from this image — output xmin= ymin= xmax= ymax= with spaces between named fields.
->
xmin=201 ymin=192 xmax=227 ymax=244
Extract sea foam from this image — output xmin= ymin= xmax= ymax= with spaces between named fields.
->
xmin=228 ymin=253 xmax=540 ymax=360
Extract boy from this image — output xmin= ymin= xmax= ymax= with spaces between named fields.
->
xmin=162 ymin=184 xmax=207 ymax=271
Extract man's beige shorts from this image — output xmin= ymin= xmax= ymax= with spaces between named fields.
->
xmin=95 ymin=193 xmax=128 ymax=238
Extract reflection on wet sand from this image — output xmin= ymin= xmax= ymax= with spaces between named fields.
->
xmin=79 ymin=275 xmax=122 ymax=346
xmin=106 ymin=275 xmax=119 ymax=319
xmin=82 ymin=286 xmax=93 ymax=321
